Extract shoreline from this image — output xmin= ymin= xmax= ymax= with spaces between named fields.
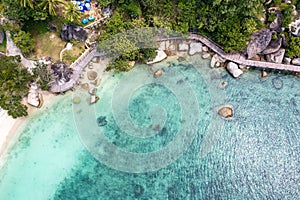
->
xmin=0 ymin=91 xmax=55 ymax=158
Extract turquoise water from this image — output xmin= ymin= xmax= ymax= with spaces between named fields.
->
xmin=0 ymin=55 xmax=299 ymax=199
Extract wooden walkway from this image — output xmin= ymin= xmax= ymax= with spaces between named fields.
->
xmin=189 ymin=34 xmax=300 ymax=73
xmin=50 ymin=46 xmax=105 ymax=93
xmin=51 ymin=33 xmax=300 ymax=93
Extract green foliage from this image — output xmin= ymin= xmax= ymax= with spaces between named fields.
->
xmin=274 ymin=0 xmax=282 ymax=6
xmin=64 ymin=3 xmax=81 ymax=24
xmin=280 ymin=3 xmax=294 ymax=28
xmin=286 ymin=36 xmax=300 ymax=57
xmin=38 ymin=0 xmax=66 ymax=16
xmin=12 ymin=30 xmax=35 ymax=56
xmin=0 ymin=56 xmax=33 ymax=118
xmin=106 ymin=59 xmax=132 ymax=73
xmin=32 ymin=62 xmax=51 ymax=90
xmin=3 ymin=0 xmax=48 ymax=22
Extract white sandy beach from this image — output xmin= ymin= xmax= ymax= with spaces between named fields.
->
xmin=0 ymin=91 xmax=55 ymax=157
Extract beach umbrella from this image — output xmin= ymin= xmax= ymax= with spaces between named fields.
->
xmin=82 ymin=18 xmax=89 ymax=24
xmin=85 ymin=3 xmax=91 ymax=11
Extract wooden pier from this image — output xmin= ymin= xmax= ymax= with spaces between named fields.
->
xmin=189 ymin=34 xmax=300 ymax=73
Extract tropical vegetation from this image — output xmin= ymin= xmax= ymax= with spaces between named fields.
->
xmin=0 ymin=56 xmax=32 ymax=118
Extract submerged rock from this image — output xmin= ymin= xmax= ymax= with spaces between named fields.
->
xmin=97 ymin=116 xmax=107 ymax=126
xmin=202 ymin=53 xmax=210 ymax=59
xmin=189 ymin=42 xmax=202 ymax=55
xmin=73 ymin=96 xmax=81 ymax=104
xmin=178 ymin=43 xmax=189 ymax=51
xmin=87 ymin=71 xmax=98 ymax=80
xmin=218 ymin=106 xmax=233 ymax=118
xmin=272 ymin=77 xmax=283 ymax=90
xmin=154 ymin=69 xmax=163 ymax=78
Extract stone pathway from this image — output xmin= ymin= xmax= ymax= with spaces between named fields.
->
xmin=5 ymin=31 xmax=35 ymax=70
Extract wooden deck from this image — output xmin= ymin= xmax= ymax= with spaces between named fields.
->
xmin=50 ymin=47 xmax=102 ymax=93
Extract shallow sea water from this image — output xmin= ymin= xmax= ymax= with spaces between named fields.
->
xmin=0 ymin=55 xmax=299 ymax=199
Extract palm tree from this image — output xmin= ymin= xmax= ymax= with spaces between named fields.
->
xmin=18 ymin=0 xmax=34 ymax=8
xmin=64 ymin=2 xmax=81 ymax=23
xmin=39 ymin=0 xmax=66 ymax=16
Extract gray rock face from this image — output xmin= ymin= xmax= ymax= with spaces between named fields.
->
xmin=0 ymin=31 xmax=4 ymax=44
xmin=61 ymin=24 xmax=87 ymax=42
xmin=269 ymin=12 xmax=282 ymax=32
xmin=266 ymin=48 xmax=285 ymax=63
xmin=247 ymin=28 xmax=272 ymax=59
xmin=262 ymin=37 xmax=282 ymax=55
xmin=210 ymin=54 xmax=226 ymax=68
xmin=226 ymin=62 xmax=243 ymax=78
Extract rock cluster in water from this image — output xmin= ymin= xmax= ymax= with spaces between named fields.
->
xmin=97 ymin=116 xmax=107 ymax=126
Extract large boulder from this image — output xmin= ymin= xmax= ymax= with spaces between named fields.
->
xmin=211 ymin=54 xmax=226 ymax=68
xmin=218 ymin=106 xmax=233 ymax=118
xmin=261 ymin=37 xmax=282 ymax=55
xmin=291 ymin=57 xmax=300 ymax=65
xmin=247 ymin=28 xmax=272 ymax=59
xmin=268 ymin=12 xmax=282 ymax=32
xmin=61 ymin=24 xmax=87 ymax=42
xmin=147 ymin=50 xmax=167 ymax=64
xmin=189 ymin=42 xmax=202 ymax=55
xmin=266 ymin=48 xmax=285 ymax=63
xmin=226 ymin=62 xmax=243 ymax=78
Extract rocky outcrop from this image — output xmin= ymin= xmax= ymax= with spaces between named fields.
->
xmin=283 ymin=57 xmax=291 ymax=64
xmin=261 ymin=70 xmax=268 ymax=78
xmin=218 ymin=106 xmax=233 ymax=118
xmin=202 ymin=46 xmax=208 ymax=52
xmin=261 ymin=37 xmax=282 ymax=55
xmin=247 ymin=28 xmax=272 ymax=59
xmin=61 ymin=24 xmax=87 ymax=42
xmin=90 ymin=95 xmax=99 ymax=104
xmin=0 ymin=31 xmax=4 ymax=44
xmin=189 ymin=42 xmax=202 ymax=55
xmin=269 ymin=12 xmax=282 ymax=32
xmin=27 ymin=83 xmax=42 ymax=108
xmin=147 ymin=50 xmax=167 ymax=64
xmin=211 ymin=54 xmax=226 ymax=68
xmin=291 ymin=57 xmax=300 ymax=65
xmin=226 ymin=62 xmax=243 ymax=78
xmin=265 ymin=48 xmax=285 ymax=63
